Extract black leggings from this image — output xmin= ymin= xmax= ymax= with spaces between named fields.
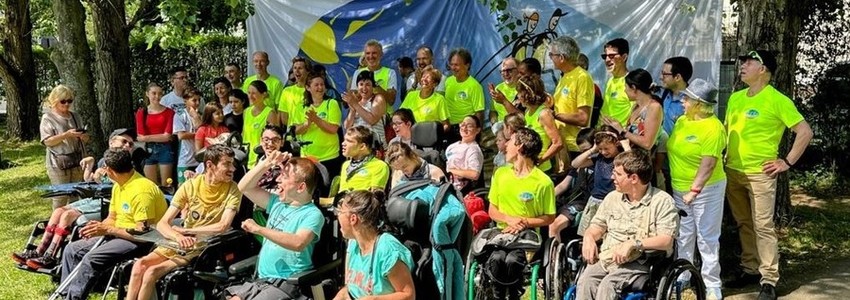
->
xmin=485 ymin=248 xmax=528 ymax=299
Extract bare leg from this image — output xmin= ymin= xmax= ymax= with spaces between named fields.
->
xmin=138 ymin=258 xmax=180 ymax=300
xmin=126 ymin=253 xmax=166 ymax=300
xmin=143 ymin=165 xmax=160 ymax=185
xmin=48 ymin=209 xmax=83 ymax=249
xmin=158 ymin=164 xmax=174 ymax=187
xmin=36 ymin=207 xmax=67 ymax=253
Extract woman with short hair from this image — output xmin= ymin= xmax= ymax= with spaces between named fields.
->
xmin=40 ymin=84 xmax=89 ymax=207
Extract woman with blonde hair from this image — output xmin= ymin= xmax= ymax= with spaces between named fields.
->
xmin=40 ymin=84 xmax=89 ymax=209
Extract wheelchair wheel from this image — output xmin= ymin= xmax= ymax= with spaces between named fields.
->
xmin=655 ymin=259 xmax=706 ymax=300
xmin=544 ymin=240 xmax=566 ymax=300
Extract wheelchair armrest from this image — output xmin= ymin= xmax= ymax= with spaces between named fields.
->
xmin=205 ymin=229 xmax=245 ymax=245
xmin=285 ymin=259 xmax=342 ymax=286
xmin=228 ymin=255 xmax=258 ymax=275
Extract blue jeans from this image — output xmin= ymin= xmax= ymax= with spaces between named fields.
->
xmin=144 ymin=142 xmax=174 ymax=165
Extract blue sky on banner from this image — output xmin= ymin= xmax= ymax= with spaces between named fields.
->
xmin=248 ymin=0 xmax=719 ymax=110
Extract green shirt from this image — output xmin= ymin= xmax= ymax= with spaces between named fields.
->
xmin=725 ymin=85 xmax=804 ymax=173
xmin=489 ymin=165 xmax=556 ymax=230
xmin=339 ymin=156 xmax=390 ymax=192
xmin=667 ymin=116 xmax=727 ymax=191
xmin=278 ymin=85 xmax=305 ymax=119
xmin=243 ymin=106 xmax=274 ymax=167
xmin=491 ymin=82 xmax=518 ymax=122
xmin=293 ymin=100 xmax=342 ymax=161
xmin=601 ymin=75 xmax=631 ymax=127
xmin=524 ymin=105 xmax=552 ymax=172
xmin=400 ymin=90 xmax=449 ymax=123
xmin=243 ymin=74 xmax=285 ymax=109
xmin=553 ymin=67 xmax=594 ymax=151
xmin=444 ymin=75 xmax=485 ymax=124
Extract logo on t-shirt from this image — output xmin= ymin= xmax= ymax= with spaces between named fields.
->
xmin=745 ymin=109 xmax=759 ymax=119
xmin=519 ymin=191 xmax=534 ymax=202
xmin=318 ymin=111 xmax=328 ymax=119
xmin=685 ymin=135 xmax=698 ymax=143
xmin=122 ymin=203 xmax=130 ymax=213
xmin=358 ymin=169 xmax=368 ymax=176
xmin=458 ymin=91 xmax=468 ymax=100
xmin=611 ymin=92 xmax=618 ymax=98
xmin=561 ymin=87 xmax=570 ymax=96
xmin=423 ymin=107 xmax=432 ymax=114
xmin=191 ymin=210 xmax=201 ymax=220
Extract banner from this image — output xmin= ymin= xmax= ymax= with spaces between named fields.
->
xmin=247 ymin=0 xmax=721 ymax=111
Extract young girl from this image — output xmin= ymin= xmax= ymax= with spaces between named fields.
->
xmin=225 ymin=89 xmax=247 ymax=134
xmin=135 ymin=82 xmax=175 ymax=186
xmin=573 ymin=125 xmax=626 ymax=235
xmin=494 ymin=126 xmax=508 ymax=168
xmin=195 ymin=104 xmax=229 ymax=150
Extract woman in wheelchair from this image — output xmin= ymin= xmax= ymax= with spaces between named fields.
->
xmin=333 ymin=190 xmax=415 ymax=300
xmin=125 ymin=145 xmax=242 ymax=300
xmin=482 ymin=127 xmax=556 ymax=299
xmin=576 ymin=150 xmax=680 ymax=300
xmin=385 ymin=141 xmax=446 ymax=188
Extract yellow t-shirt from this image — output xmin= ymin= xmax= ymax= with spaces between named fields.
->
xmin=110 ymin=172 xmax=168 ymax=230
xmin=293 ymin=100 xmax=342 ymax=161
xmin=444 ymin=75 xmax=485 ymax=124
xmin=667 ymin=116 xmax=727 ymax=191
xmin=524 ymin=105 xmax=552 ymax=172
xmin=243 ymin=106 xmax=274 ymax=168
xmin=488 ymin=165 xmax=556 ymax=230
xmin=339 ymin=156 xmax=390 ymax=192
xmin=243 ymin=74 xmax=285 ymax=109
xmin=278 ymin=85 xmax=305 ymax=118
xmin=553 ymin=67 xmax=594 ymax=151
xmin=492 ymin=82 xmax=518 ymax=122
xmin=725 ymin=85 xmax=805 ymax=173
xmin=601 ymin=75 xmax=631 ymax=127
xmin=400 ymin=90 xmax=449 ymax=123
xmin=170 ymin=175 xmax=242 ymax=229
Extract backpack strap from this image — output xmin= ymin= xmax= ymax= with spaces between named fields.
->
xmin=388 ymin=179 xmax=433 ymax=198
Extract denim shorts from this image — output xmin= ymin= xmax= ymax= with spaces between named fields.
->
xmin=144 ymin=142 xmax=175 ymax=165
xmin=69 ymin=198 xmax=103 ymax=225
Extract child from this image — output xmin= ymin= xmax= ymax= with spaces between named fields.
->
xmin=493 ymin=126 xmax=508 ymax=168
xmin=548 ymin=127 xmax=595 ymax=241
xmin=573 ymin=125 xmax=624 ymax=236
xmin=195 ymin=104 xmax=229 ymax=150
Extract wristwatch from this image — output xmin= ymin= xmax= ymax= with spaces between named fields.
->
xmin=633 ymin=239 xmax=644 ymax=252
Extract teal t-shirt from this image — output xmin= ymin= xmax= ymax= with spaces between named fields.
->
xmin=345 ymin=233 xmax=414 ymax=297
xmin=257 ymin=194 xmax=324 ymax=279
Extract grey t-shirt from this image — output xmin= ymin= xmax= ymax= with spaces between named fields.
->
xmin=173 ymin=110 xmax=198 ymax=167
xmin=40 ymin=111 xmax=86 ymax=169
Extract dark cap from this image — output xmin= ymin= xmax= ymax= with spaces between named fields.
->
xmin=109 ymin=128 xmax=135 ymax=140
xmin=738 ymin=50 xmax=777 ymax=73
xmin=356 ymin=70 xmax=376 ymax=85
xmin=397 ymin=56 xmax=414 ymax=69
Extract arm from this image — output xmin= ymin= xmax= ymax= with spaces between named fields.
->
xmin=333 ymin=252 xmax=352 ymax=300
xmin=554 ymin=106 xmax=590 ymax=127
xmin=80 ymin=211 xmax=144 ymax=242
xmin=682 ymin=156 xmax=718 ymax=204
xmin=539 ymin=109 xmax=563 ymax=162
xmin=624 ymin=105 xmax=662 ymax=150
xmin=344 ymin=105 xmax=357 ymax=130
xmin=267 ymin=111 xmax=281 ymax=127
xmin=253 ymin=227 xmax=316 ymax=252
xmin=182 ymin=209 xmax=237 ymax=235
xmin=279 ymin=111 xmax=289 ymax=128
xmin=238 ymin=151 xmax=289 ymax=209
xmin=156 ymin=206 xmax=196 ymax=248
xmin=355 ymin=95 xmax=387 ymax=125
xmin=554 ymin=174 xmax=574 ymax=197
xmin=582 ymin=224 xmax=605 ymax=264
xmin=176 ymin=131 xmax=195 ymax=141
xmin=764 ymin=120 xmax=813 ymax=176
xmin=447 ymin=168 xmax=480 ymax=181
xmin=43 ymin=130 xmax=81 ymax=147
xmin=571 ymin=145 xmax=596 ymax=169
xmin=366 ymin=260 xmax=415 ymax=300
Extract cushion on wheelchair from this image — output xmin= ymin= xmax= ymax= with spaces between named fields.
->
xmin=470 ymin=228 xmax=541 ymax=257
xmin=228 ymin=255 xmax=258 ymax=275
xmin=622 ymin=250 xmax=671 ymax=293
xmin=385 ymin=196 xmax=431 ymax=237
xmin=410 ymin=122 xmax=440 ymax=147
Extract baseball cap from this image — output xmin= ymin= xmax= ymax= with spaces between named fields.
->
xmin=682 ymin=78 xmax=718 ymax=104
xmin=738 ymin=50 xmax=777 ymax=73
xmin=109 ymin=128 xmax=135 ymax=139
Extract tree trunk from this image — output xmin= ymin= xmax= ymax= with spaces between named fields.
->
xmin=50 ymin=0 xmax=105 ymax=154
xmin=0 ymin=0 xmax=40 ymax=140
xmin=88 ymin=0 xmax=135 ymax=134
xmin=735 ymin=0 xmax=804 ymax=226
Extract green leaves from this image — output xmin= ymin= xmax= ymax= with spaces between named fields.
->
xmin=137 ymin=0 xmax=254 ymax=49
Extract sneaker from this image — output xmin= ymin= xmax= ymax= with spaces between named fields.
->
xmin=758 ymin=283 xmax=777 ymax=300
xmin=26 ymin=255 xmax=57 ymax=270
xmin=11 ymin=250 xmax=40 ymax=265
xmin=724 ymin=272 xmax=760 ymax=288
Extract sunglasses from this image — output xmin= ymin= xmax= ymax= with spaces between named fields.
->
xmin=60 ymin=99 xmax=74 ymax=105
xmin=600 ymin=53 xmax=621 ymax=60
xmin=747 ymin=51 xmax=764 ymax=65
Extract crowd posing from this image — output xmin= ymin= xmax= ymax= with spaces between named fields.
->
xmin=24 ymin=34 xmax=812 ymax=300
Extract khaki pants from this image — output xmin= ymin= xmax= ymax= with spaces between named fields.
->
xmin=47 ymin=166 xmax=84 ymax=209
xmin=576 ymin=260 xmax=649 ymax=300
xmin=725 ymin=168 xmax=779 ymax=285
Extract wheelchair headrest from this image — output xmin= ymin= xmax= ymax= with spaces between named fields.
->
xmin=410 ymin=122 xmax=440 ymax=148
xmin=385 ymin=196 xmax=431 ymax=234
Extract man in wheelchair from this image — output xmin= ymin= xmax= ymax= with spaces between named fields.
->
xmin=477 ymin=127 xmax=556 ymax=299
xmin=577 ymin=150 xmax=680 ymax=300
xmin=58 ymin=149 xmax=169 ymax=300
xmin=228 ymin=150 xmax=324 ymax=300
xmin=125 ymin=145 xmax=242 ymax=300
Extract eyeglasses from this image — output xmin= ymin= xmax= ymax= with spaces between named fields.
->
xmin=118 ymin=139 xmax=134 ymax=146
xmin=548 ymin=52 xmax=563 ymax=58
xmin=500 ymin=67 xmax=517 ymax=74
xmin=391 ymin=121 xmax=406 ymax=126
xmin=600 ymin=53 xmax=621 ymax=60
xmin=661 ymin=72 xmax=674 ymax=77
xmin=262 ymin=137 xmax=282 ymax=143
xmin=174 ymin=75 xmax=189 ymax=80
xmin=60 ymin=99 xmax=74 ymax=105
xmin=459 ymin=123 xmax=477 ymax=129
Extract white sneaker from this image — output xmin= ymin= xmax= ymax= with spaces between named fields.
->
xmin=706 ymin=287 xmax=723 ymax=300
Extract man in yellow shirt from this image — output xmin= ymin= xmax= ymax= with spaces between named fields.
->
xmin=548 ymin=36 xmax=593 ymax=174
xmin=599 ymin=38 xmax=631 ymax=127
xmin=278 ymin=56 xmax=311 ymax=126
xmin=350 ymin=40 xmax=398 ymax=113
xmin=488 ymin=57 xmax=520 ymax=125
xmin=445 ymin=48 xmax=485 ymax=125
xmin=339 ymin=126 xmax=390 ymax=192
xmin=723 ymin=50 xmax=813 ymax=300
xmin=58 ymin=149 xmax=168 ymax=300
xmin=125 ymin=145 xmax=242 ymax=300
xmin=242 ymin=51 xmax=285 ymax=108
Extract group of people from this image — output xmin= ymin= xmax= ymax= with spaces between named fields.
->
xmin=26 ymin=32 xmax=812 ymax=300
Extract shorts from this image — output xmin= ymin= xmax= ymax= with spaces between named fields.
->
xmin=577 ymin=196 xmax=604 ymax=236
xmin=225 ymin=278 xmax=302 ymax=300
xmin=153 ymin=245 xmax=201 ymax=266
xmin=144 ymin=143 xmax=175 ymax=165
xmin=69 ymin=198 xmax=103 ymax=225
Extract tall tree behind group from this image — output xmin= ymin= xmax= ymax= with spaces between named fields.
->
xmin=0 ymin=0 xmax=39 ymax=140
xmin=734 ymin=0 xmax=842 ymax=225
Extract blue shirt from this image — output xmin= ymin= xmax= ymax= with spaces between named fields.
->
xmin=345 ymin=233 xmax=414 ymax=298
xmin=257 ymin=194 xmax=324 ymax=279
xmin=658 ymin=89 xmax=686 ymax=136
xmin=591 ymin=154 xmax=616 ymax=199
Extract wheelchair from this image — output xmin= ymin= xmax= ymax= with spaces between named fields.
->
xmin=465 ymin=227 xmax=545 ymax=300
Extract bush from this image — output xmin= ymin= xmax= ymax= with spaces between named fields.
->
xmin=791 ymin=165 xmax=850 ymax=198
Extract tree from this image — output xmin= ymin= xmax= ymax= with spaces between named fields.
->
xmin=0 ymin=0 xmax=40 ymax=140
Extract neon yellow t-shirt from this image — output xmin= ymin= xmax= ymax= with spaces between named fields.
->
xmin=553 ymin=67 xmax=594 ymax=151
xmin=400 ymin=90 xmax=449 ymax=123
xmin=725 ymin=85 xmax=805 ymax=173
xmin=444 ymin=75 xmax=485 ymax=124
xmin=243 ymin=106 xmax=273 ymax=167
xmin=339 ymin=156 xmax=390 ymax=192
xmin=278 ymin=85 xmax=305 ymax=118
xmin=524 ymin=105 xmax=552 ymax=172
xmin=110 ymin=172 xmax=168 ymax=230
xmin=170 ymin=175 xmax=242 ymax=229
xmin=667 ymin=116 xmax=727 ymax=191
xmin=294 ymin=100 xmax=342 ymax=161
xmin=352 ymin=67 xmax=397 ymax=114
xmin=243 ymin=74 xmax=285 ymax=109
xmin=489 ymin=165 xmax=556 ymax=230
xmin=601 ymin=75 xmax=631 ymax=127
xmin=491 ymin=82 xmax=518 ymax=122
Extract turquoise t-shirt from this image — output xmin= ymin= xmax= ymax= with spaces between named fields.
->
xmin=257 ymin=194 xmax=324 ymax=279
xmin=345 ymin=233 xmax=414 ymax=298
